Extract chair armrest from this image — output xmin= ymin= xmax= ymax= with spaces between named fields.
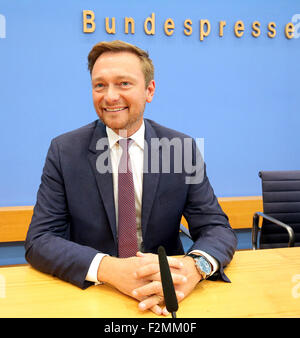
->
xmin=252 ymin=212 xmax=260 ymax=250
xmin=252 ymin=211 xmax=295 ymax=250
xmin=180 ymin=224 xmax=192 ymax=239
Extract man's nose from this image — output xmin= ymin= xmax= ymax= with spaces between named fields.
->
xmin=104 ymin=85 xmax=120 ymax=104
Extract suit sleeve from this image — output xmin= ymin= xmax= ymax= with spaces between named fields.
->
xmin=25 ymin=139 xmax=99 ymax=289
xmin=183 ymin=140 xmax=237 ymax=282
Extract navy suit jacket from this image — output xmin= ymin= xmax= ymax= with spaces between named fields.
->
xmin=25 ymin=119 xmax=237 ymax=289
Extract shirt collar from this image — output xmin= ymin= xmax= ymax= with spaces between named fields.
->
xmin=106 ymin=120 xmax=145 ymax=150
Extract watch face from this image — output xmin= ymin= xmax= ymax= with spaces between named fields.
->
xmin=198 ymin=257 xmax=212 ymax=275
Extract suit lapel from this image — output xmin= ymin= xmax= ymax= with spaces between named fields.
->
xmin=141 ymin=120 xmax=161 ymax=239
xmin=87 ymin=121 xmax=117 ymax=244
xmin=87 ymin=119 xmax=161 ymax=247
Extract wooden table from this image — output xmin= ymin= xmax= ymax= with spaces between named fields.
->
xmin=0 ymin=247 xmax=299 ymax=318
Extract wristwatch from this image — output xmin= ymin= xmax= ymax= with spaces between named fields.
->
xmin=187 ymin=254 xmax=212 ymax=280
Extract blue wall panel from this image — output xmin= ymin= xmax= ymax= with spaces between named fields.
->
xmin=0 ymin=0 xmax=299 ymax=206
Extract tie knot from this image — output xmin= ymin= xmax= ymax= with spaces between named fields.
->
xmin=118 ymin=138 xmax=133 ymax=151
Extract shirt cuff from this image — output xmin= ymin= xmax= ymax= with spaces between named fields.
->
xmin=85 ymin=253 xmax=108 ymax=285
xmin=188 ymin=250 xmax=219 ymax=276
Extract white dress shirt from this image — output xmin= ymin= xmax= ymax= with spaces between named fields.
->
xmin=86 ymin=121 xmax=219 ymax=284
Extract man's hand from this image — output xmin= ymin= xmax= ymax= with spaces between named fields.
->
xmin=97 ymin=252 xmax=186 ymax=316
xmin=132 ymin=254 xmax=201 ymax=315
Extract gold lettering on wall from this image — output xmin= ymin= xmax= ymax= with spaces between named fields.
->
xmin=105 ymin=17 xmax=116 ymax=34
xmin=219 ymin=21 xmax=226 ymax=37
xmin=234 ymin=20 xmax=245 ymax=38
xmin=83 ymin=10 xmax=95 ymax=33
xmin=200 ymin=19 xmax=211 ymax=41
xmin=267 ymin=22 xmax=276 ymax=38
xmin=164 ymin=18 xmax=175 ymax=36
xmin=144 ymin=13 xmax=155 ymax=35
xmin=82 ymin=11 xmax=295 ymax=41
xmin=285 ymin=23 xmax=294 ymax=39
xmin=125 ymin=17 xmax=135 ymax=34
xmin=252 ymin=21 xmax=261 ymax=37
xmin=183 ymin=19 xmax=192 ymax=36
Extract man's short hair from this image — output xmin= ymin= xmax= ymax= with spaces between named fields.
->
xmin=88 ymin=40 xmax=154 ymax=87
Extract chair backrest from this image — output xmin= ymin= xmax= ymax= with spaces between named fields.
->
xmin=259 ymin=170 xmax=300 ymax=248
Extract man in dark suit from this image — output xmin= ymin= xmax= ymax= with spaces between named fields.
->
xmin=25 ymin=40 xmax=237 ymax=316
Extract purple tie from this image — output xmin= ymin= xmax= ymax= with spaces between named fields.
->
xmin=118 ymin=138 xmax=139 ymax=258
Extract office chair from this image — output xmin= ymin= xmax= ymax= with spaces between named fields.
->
xmin=252 ymin=170 xmax=300 ymax=249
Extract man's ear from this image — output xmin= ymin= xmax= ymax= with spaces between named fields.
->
xmin=146 ymin=80 xmax=155 ymax=103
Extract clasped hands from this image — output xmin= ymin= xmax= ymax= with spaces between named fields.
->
xmin=97 ymin=251 xmax=201 ymax=316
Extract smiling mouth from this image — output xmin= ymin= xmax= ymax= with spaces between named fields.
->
xmin=103 ymin=107 xmax=128 ymax=112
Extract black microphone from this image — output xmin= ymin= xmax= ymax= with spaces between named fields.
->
xmin=158 ymin=246 xmax=178 ymax=318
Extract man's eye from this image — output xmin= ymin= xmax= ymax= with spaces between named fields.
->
xmin=121 ymin=81 xmax=130 ymax=86
xmin=95 ymin=83 xmax=104 ymax=88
